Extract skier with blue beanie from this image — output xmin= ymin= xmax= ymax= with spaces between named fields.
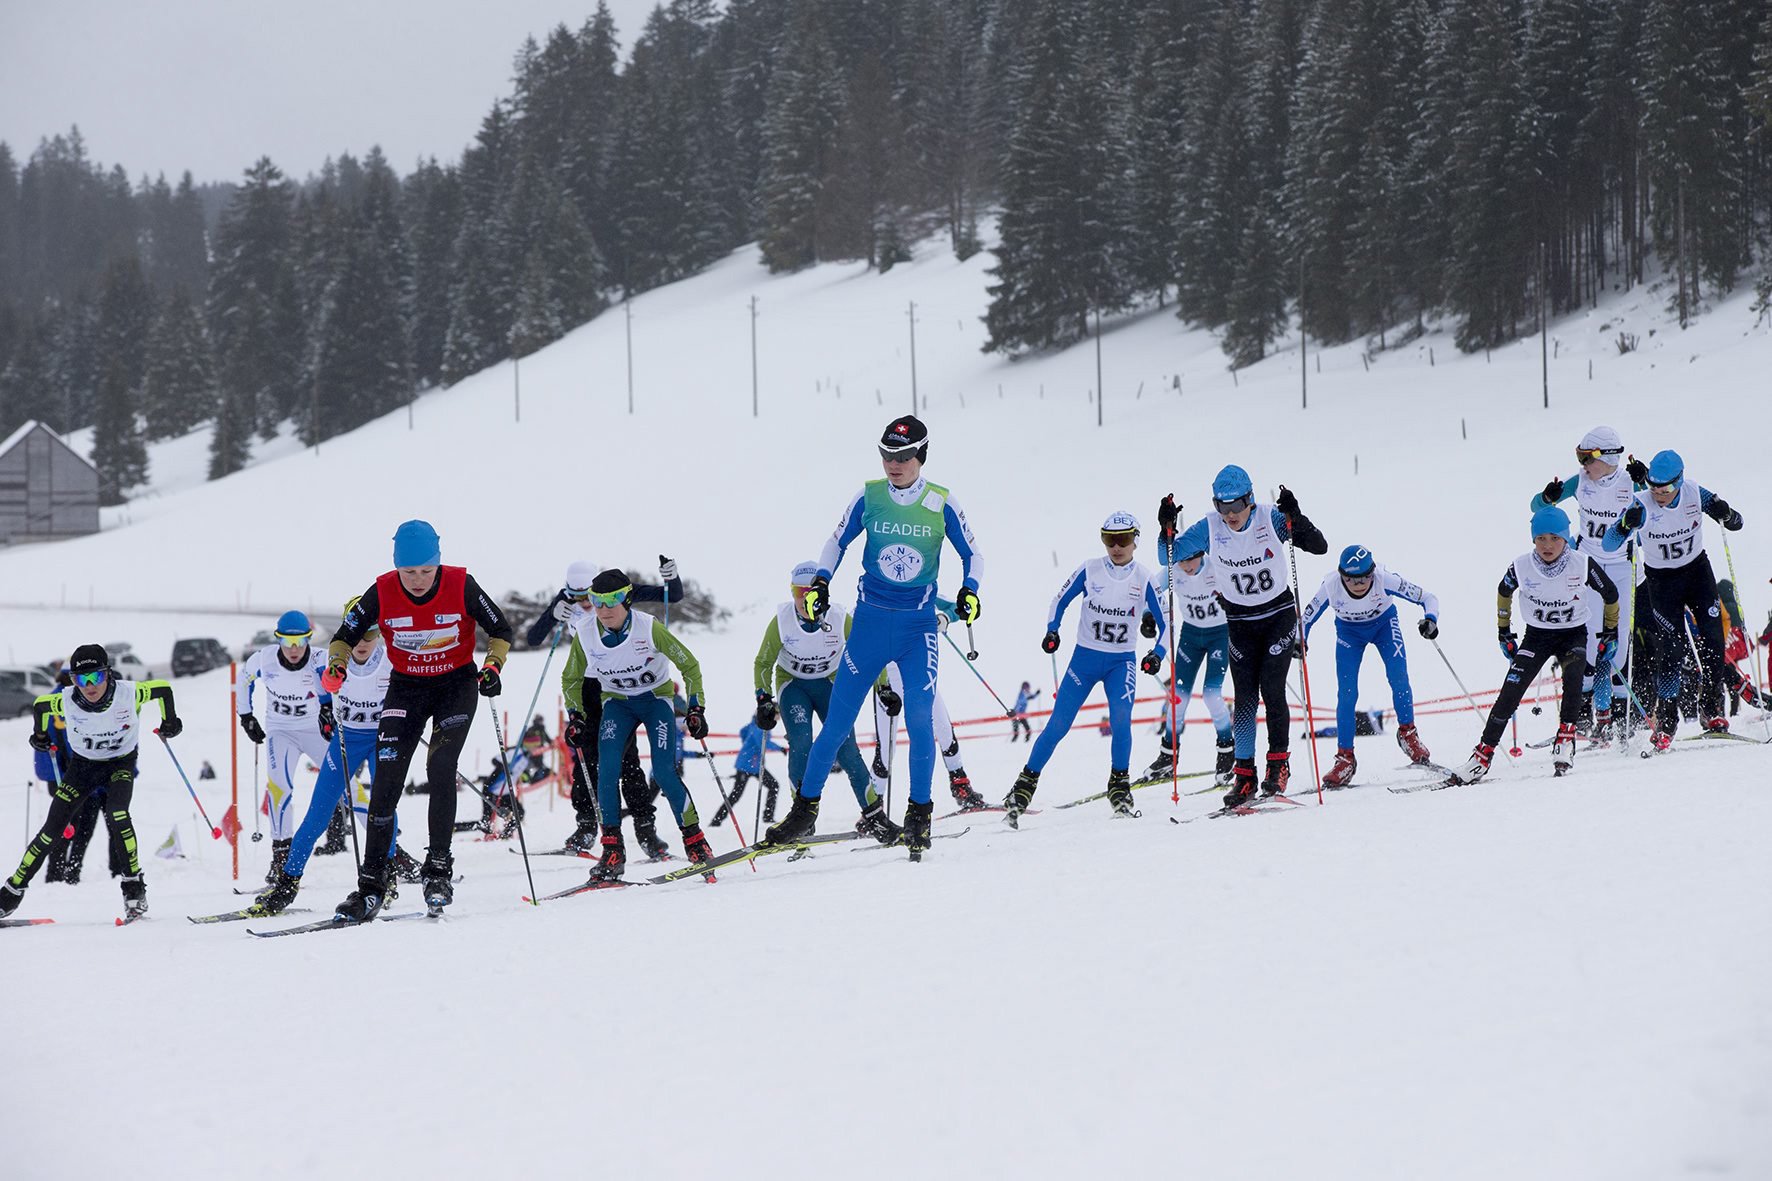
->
xmin=1301 ymin=544 xmax=1441 ymax=787
xmin=235 ymin=609 xmax=333 ymax=885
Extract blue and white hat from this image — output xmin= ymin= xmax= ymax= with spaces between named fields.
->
xmin=790 ymin=561 xmax=820 ymax=588
xmin=1212 ymin=465 xmax=1254 ymax=503
xmin=275 ymin=609 xmax=313 ymax=639
xmin=1101 ymin=510 xmax=1140 ymax=536
xmin=1338 ymin=545 xmax=1376 ymax=577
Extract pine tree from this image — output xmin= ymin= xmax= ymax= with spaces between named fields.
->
xmin=90 ymin=361 xmax=148 ymax=505
xmin=208 ymin=158 xmax=302 ymax=449
xmin=142 ymin=289 xmax=217 ymax=440
xmin=305 ymin=209 xmax=415 ymax=442
xmin=757 ymin=2 xmax=844 ymax=272
xmin=0 ymin=310 xmax=52 ymax=436
xmin=440 ymin=217 xmax=506 ymax=387
xmin=403 ymin=160 xmax=463 ymax=389
xmin=508 ymin=249 xmax=565 ymax=358
xmin=97 ymin=254 xmax=156 ymax=398
xmin=46 ymin=295 xmax=100 ymax=431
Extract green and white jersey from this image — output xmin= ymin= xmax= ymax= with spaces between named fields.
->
xmin=574 ymin=607 xmax=672 ymax=698
xmin=774 ymin=601 xmax=848 ymax=680
xmin=48 ymin=681 xmax=150 ymax=759
xmin=820 ymin=476 xmax=981 ymax=611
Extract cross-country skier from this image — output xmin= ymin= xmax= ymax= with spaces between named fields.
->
xmin=1301 ymin=545 xmax=1440 ymax=787
xmin=1003 ymin=511 xmax=1167 ymax=825
xmin=710 ymin=720 xmax=785 ymax=827
xmin=764 ymin=415 xmax=982 ymax=860
xmin=525 ymin=555 xmax=683 ymax=647
xmin=1450 ymin=505 xmax=1620 ymax=782
xmin=1530 ymin=426 xmax=1644 ymax=740
xmin=1602 ymin=449 xmax=1745 ymax=747
xmin=236 ymin=610 xmax=334 ymax=885
xmin=1136 ymin=532 xmax=1235 ymax=787
xmin=565 ymin=569 xmax=715 ymax=881
xmin=1 ymin=645 xmax=182 ymax=920
xmin=1156 ymin=468 xmax=1328 ymax=808
xmin=751 ymin=562 xmax=896 ymax=839
xmin=324 ymin=520 xmax=514 ymax=921
xmin=1009 ymin=682 xmax=1041 ymax=741
xmin=1715 ymin=580 xmax=1764 ymax=713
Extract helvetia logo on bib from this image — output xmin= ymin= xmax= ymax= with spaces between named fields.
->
xmin=879 ymin=544 xmax=924 ymax=583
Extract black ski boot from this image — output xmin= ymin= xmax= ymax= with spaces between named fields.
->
xmin=335 ymin=876 xmax=385 ymax=923
xmin=949 ymin=769 xmax=989 ymax=812
xmin=1141 ymin=747 xmax=1175 ymax=783
xmin=1259 ymin=751 xmax=1291 ymax=798
xmin=588 ymin=829 xmax=627 ymax=883
xmin=634 ymin=817 xmax=672 ymax=862
xmin=254 ymin=871 xmax=302 ymax=916
xmin=316 ymin=802 xmax=349 ymax=856
xmin=264 ymin=838 xmax=291 ymax=886
xmin=682 ymin=824 xmax=714 ymax=865
xmin=1105 ymin=770 xmax=1136 ymax=817
xmin=903 ymin=801 xmax=933 ymax=862
xmin=1003 ymin=769 xmax=1040 ymax=829
xmin=1222 ymin=759 xmax=1257 ymax=809
xmin=764 ymin=792 xmax=820 ymax=845
xmin=391 ymin=845 xmax=422 ymax=884
xmin=121 ymin=873 xmax=148 ymax=921
xmin=563 ymin=818 xmax=599 ymax=855
xmin=1213 ymin=739 xmax=1236 ymax=786
xmin=855 ymin=801 xmax=902 ymax=845
xmin=421 ymin=850 xmax=455 ymax=911
xmin=0 ymin=881 xmax=23 ymax=917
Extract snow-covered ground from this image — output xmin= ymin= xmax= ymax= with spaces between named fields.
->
xmin=1 ymin=228 xmax=1768 ymax=1180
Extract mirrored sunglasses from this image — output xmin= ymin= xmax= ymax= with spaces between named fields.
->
xmin=75 ymin=669 xmax=108 ymax=688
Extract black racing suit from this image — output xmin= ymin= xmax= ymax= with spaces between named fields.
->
xmin=1480 ymin=559 xmax=1620 ymax=746
xmin=1223 ymin=512 xmax=1328 ymax=760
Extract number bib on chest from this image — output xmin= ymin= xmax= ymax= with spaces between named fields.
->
xmin=776 ymin=602 xmax=847 ymax=680
xmin=1513 ymin=552 xmax=1592 ymax=629
xmin=1074 ymin=558 xmax=1151 ymax=654
xmin=1208 ymin=506 xmax=1284 ymax=606
xmin=1573 ymin=469 xmax=1636 ymax=551
xmin=251 ymin=646 xmax=325 ymax=730
xmin=576 ymin=609 xmax=671 ymax=696
xmin=337 ymin=646 xmax=392 ymax=729
xmin=61 ymin=683 xmax=143 ymax=759
xmin=1636 ymin=486 xmax=1705 ymax=570
xmin=1171 ymin=563 xmax=1224 ymax=627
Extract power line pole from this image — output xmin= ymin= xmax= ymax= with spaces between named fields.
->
xmin=513 ymin=354 xmax=521 ymax=423
xmin=1094 ymin=301 xmax=1103 ymax=428
xmin=1540 ymin=241 xmax=1549 ymax=410
xmin=750 ymin=295 xmax=759 ymax=418
xmin=1299 ymin=253 xmax=1308 ymax=411
xmin=907 ymin=300 xmax=918 ymax=414
xmin=624 ymin=298 xmax=634 ymax=416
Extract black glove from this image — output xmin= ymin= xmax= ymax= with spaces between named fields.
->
xmin=564 ymin=709 xmax=588 ymax=749
xmin=1625 ymin=455 xmax=1648 ymax=484
xmin=239 ymin=714 xmax=265 ymax=744
xmin=1041 ymin=630 xmax=1061 ymax=654
xmin=1707 ymin=498 xmax=1744 ymax=531
xmin=1140 ymin=611 xmax=1158 ymax=638
xmin=1499 ymin=630 xmax=1519 ymax=660
xmin=659 ymin=554 xmax=678 ymax=581
xmin=1418 ymin=616 xmax=1439 ymax=640
xmin=317 ymin=701 xmax=335 ymax=741
xmin=478 ymin=664 xmax=502 ymax=697
xmin=1140 ymin=650 xmax=1163 ymax=676
xmin=157 ymin=716 xmax=183 ymax=740
xmin=1156 ymin=494 xmax=1180 ymax=538
xmin=1724 ymin=509 xmax=1744 ymax=531
xmin=954 ymin=585 xmax=981 ymax=624
xmin=755 ymin=693 xmax=778 ymax=731
xmin=804 ymin=574 xmax=831 ymax=621
xmin=685 ymin=704 xmax=707 ymax=741
xmin=1276 ymin=486 xmax=1300 ymax=518
xmin=1621 ymin=501 xmax=1646 ymax=531
xmin=1541 ymin=478 xmax=1565 ymax=505
xmin=29 ymin=729 xmax=52 ymax=753
xmin=878 ymin=685 xmax=902 ymax=717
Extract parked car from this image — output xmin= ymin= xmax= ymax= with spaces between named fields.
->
xmin=239 ymin=630 xmax=276 ymax=661
xmin=104 ymin=645 xmax=161 ymax=682
xmin=0 ymin=666 xmax=57 ymax=718
xmin=171 ymin=637 xmax=233 ymax=677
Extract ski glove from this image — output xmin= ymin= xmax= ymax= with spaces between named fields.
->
xmin=28 ymin=729 xmax=51 ymax=753
xmin=1140 ymin=650 xmax=1164 ymax=676
xmin=659 ymin=555 xmax=678 ymax=581
xmin=157 ymin=716 xmax=183 ymax=740
xmin=755 ymin=693 xmax=778 ymax=731
xmin=551 ymin=596 xmax=574 ymax=623
xmin=564 ymin=710 xmax=588 ymax=749
xmin=1275 ymin=485 xmax=1301 ymax=518
xmin=1541 ymin=478 xmax=1565 ymax=505
xmin=954 ymin=586 xmax=981 ymax=624
xmin=1041 ymin=631 xmax=1061 ymax=654
xmin=1156 ymin=494 xmax=1181 ymax=538
xmin=1620 ymin=501 xmax=1646 ymax=531
xmin=239 ymin=714 xmax=266 ymax=744
xmin=878 ymin=685 xmax=903 ymax=717
xmin=1596 ymin=627 xmax=1619 ymax=666
xmin=1419 ymin=616 xmax=1439 ymax=640
xmin=478 ymin=664 xmax=502 ymax=697
xmin=803 ymin=575 xmax=831 ymax=621
xmin=1625 ymin=455 xmax=1648 ymax=485
xmin=321 ymin=662 xmax=346 ymax=694
xmin=317 ymin=701 xmax=336 ymax=741
xmin=1140 ymin=611 xmax=1158 ymax=639
xmin=684 ymin=705 xmax=708 ymax=741
xmin=1499 ymin=630 xmax=1520 ymax=660
xmin=1707 ymin=498 xmax=1744 ymax=531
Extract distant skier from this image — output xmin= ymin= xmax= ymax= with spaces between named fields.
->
xmin=709 ymin=720 xmax=785 ymax=828
xmin=763 ymin=415 xmax=982 ymax=861
xmin=1450 ymin=506 xmax=1619 ymax=783
xmin=236 ymin=610 xmax=334 ymax=885
xmin=1157 ymin=467 xmax=1328 ymax=808
xmin=1009 ymin=682 xmax=1041 ymax=742
xmin=1300 ymin=545 xmax=1440 ymax=787
xmin=324 ymin=520 xmax=514 ymax=920
xmin=1136 ymin=529 xmax=1234 ymax=787
xmin=1602 ymin=449 xmax=1745 ymax=747
xmin=1 ymin=645 xmax=182 ymax=921
xmin=1003 ymin=511 xmax=1167 ymax=825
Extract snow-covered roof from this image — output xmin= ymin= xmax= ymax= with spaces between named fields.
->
xmin=0 ymin=419 xmax=95 ymax=469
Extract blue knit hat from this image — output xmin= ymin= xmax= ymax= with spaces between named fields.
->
xmin=1530 ymin=505 xmax=1572 ymax=541
xmin=1647 ymin=449 xmax=1684 ymax=487
xmin=275 ymin=610 xmax=312 ymax=638
xmin=1338 ymin=545 xmax=1375 ymax=577
xmin=1212 ymin=465 xmax=1253 ymax=502
xmin=393 ymin=519 xmax=441 ymax=567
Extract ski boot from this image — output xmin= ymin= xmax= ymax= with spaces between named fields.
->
xmin=681 ymin=824 xmax=714 ymax=865
xmin=633 ymin=817 xmax=672 ymax=862
xmin=1454 ymin=743 xmax=1495 ymax=785
xmin=391 ymin=845 xmax=423 ymax=884
xmin=1003 ymin=769 xmax=1040 ymax=829
xmin=1222 ymin=759 xmax=1257 ymax=809
xmin=855 ymin=802 xmax=902 ymax=845
xmin=264 ymin=838 xmax=291 ymax=886
xmin=949 ymin=769 xmax=989 ymax=813
xmin=316 ymin=803 xmax=349 ymax=856
xmin=1574 ymin=692 xmax=1595 ymax=737
xmin=562 ymin=818 xmax=600 ymax=855
xmin=1141 ymin=747 xmax=1175 ymax=783
xmin=1396 ymin=723 xmax=1432 ymax=766
xmin=121 ymin=873 xmax=148 ymax=922
xmin=903 ymin=800 xmax=933 ymax=862
xmin=335 ymin=875 xmax=385 ymax=923
xmin=1105 ymin=770 xmax=1136 ymax=817
xmin=421 ymin=850 xmax=454 ymax=911
xmin=1552 ymin=723 xmax=1578 ymax=775
xmin=254 ymin=871 xmax=302 ymax=916
xmin=1586 ymin=706 xmax=1614 ymax=749
xmin=0 ymin=881 xmax=22 ymax=918
xmin=764 ymin=793 xmax=820 ymax=845
xmin=588 ymin=829 xmax=627 ymax=883
xmin=1213 ymin=740 xmax=1235 ymax=787
xmin=1703 ymin=714 xmax=1730 ymax=735
xmin=1259 ymin=751 xmax=1291 ymax=798
xmin=1322 ymin=748 xmax=1357 ymax=788
xmin=1650 ymin=700 xmax=1678 ymax=750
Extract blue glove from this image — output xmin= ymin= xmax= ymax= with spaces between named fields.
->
xmin=1596 ymin=627 xmax=1618 ymax=666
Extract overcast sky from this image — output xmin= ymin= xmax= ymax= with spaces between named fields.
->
xmin=0 ymin=0 xmax=668 ymax=185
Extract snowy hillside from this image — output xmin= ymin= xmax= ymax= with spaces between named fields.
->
xmin=2 ymin=229 xmax=1769 ymax=1180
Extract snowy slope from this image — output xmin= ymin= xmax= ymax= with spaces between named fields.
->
xmin=1 ymin=229 xmax=1769 ymax=1180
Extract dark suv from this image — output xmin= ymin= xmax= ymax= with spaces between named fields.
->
xmin=171 ymin=638 xmax=233 ymax=677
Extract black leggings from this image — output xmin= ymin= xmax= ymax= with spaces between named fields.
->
xmin=1480 ymin=626 xmax=1586 ymax=747
xmin=1227 ymin=608 xmax=1298 ymax=759
xmin=361 ymin=668 xmax=480 ymax=883
xmin=10 ymin=757 xmax=140 ymax=892
xmin=1643 ymin=561 xmax=1726 ymax=718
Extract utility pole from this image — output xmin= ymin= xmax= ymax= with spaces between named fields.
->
xmin=513 ymin=354 xmax=521 ymax=423
xmin=625 ymin=299 xmax=634 ymax=416
xmin=1299 ymin=253 xmax=1308 ymax=411
xmin=907 ymin=300 xmax=918 ymax=413
xmin=1540 ymin=241 xmax=1549 ymax=410
xmin=1094 ymin=301 xmax=1103 ymax=428
xmin=750 ymin=296 xmax=759 ymax=418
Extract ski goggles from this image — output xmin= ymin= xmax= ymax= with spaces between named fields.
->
xmin=1100 ymin=529 xmax=1138 ymax=548
xmin=1575 ymin=447 xmax=1623 ymax=465
xmin=74 ymin=668 xmax=107 ymax=688
xmin=588 ymin=586 xmax=631 ymax=608
xmin=276 ymin=631 xmax=312 ymax=647
xmin=565 ymin=584 xmax=592 ymax=602
xmin=878 ymin=442 xmax=921 ymax=462
xmin=1212 ymin=494 xmax=1253 ymax=515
